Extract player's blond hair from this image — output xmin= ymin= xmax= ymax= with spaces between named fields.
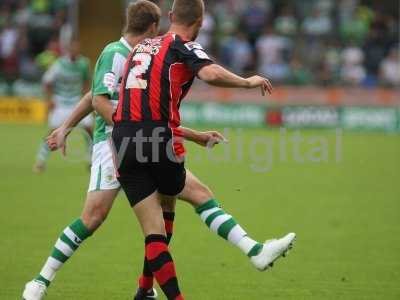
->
xmin=172 ymin=0 xmax=205 ymax=26
xmin=124 ymin=0 xmax=162 ymax=34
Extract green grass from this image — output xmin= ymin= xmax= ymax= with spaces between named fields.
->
xmin=1 ymin=124 xmax=400 ymax=300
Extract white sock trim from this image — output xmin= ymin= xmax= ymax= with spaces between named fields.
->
xmin=55 ymin=239 xmax=74 ymax=257
xmin=227 ymin=225 xmax=247 ymax=245
xmin=210 ymin=214 xmax=232 ymax=232
xmin=39 ymin=257 xmax=62 ymax=282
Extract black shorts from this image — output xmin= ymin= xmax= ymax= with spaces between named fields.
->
xmin=111 ymin=122 xmax=186 ymax=206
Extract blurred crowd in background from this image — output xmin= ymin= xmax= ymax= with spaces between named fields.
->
xmin=1 ymin=0 xmax=399 ymax=97
xmin=0 ymin=0 xmax=73 ymax=96
xmin=190 ymin=0 xmax=399 ymax=88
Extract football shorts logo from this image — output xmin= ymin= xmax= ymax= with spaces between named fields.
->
xmin=103 ymin=72 xmax=117 ymax=93
xmin=104 ymin=167 xmax=115 ymax=183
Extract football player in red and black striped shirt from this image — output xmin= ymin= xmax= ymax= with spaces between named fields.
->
xmin=110 ymin=0 xmax=296 ymax=299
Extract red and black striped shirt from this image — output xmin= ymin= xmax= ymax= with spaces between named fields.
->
xmin=114 ymin=32 xmax=213 ymax=128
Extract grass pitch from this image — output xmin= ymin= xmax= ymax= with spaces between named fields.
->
xmin=1 ymin=124 xmax=399 ymax=300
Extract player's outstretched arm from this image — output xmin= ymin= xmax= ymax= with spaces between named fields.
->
xmin=180 ymin=127 xmax=227 ymax=148
xmin=47 ymin=91 xmax=93 ymax=154
xmin=198 ymin=64 xmax=273 ymax=96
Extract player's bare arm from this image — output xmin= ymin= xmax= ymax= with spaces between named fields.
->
xmin=180 ymin=127 xmax=227 ymax=147
xmin=198 ymin=64 xmax=273 ymax=96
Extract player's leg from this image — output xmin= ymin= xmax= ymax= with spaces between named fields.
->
xmin=33 ymin=130 xmax=53 ymax=173
xmin=132 ymin=192 xmax=184 ymax=300
xmin=178 ymin=170 xmax=296 ymax=271
xmin=136 ymin=197 xmax=176 ymax=298
xmin=23 ymin=189 xmax=119 ymax=300
xmin=33 ymin=105 xmax=65 ymax=173
xmin=118 ymin=171 xmax=183 ymax=300
xmin=113 ymin=124 xmax=184 ymax=300
xmin=23 ymin=141 xmax=121 ymax=300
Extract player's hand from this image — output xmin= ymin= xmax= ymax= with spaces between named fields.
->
xmin=46 ymin=126 xmax=70 ymax=156
xmin=194 ymin=131 xmax=228 ymax=148
xmin=246 ymin=75 xmax=273 ymax=96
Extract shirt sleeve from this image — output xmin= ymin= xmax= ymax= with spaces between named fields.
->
xmin=171 ymin=38 xmax=214 ymax=75
xmin=92 ymin=50 xmax=122 ymax=98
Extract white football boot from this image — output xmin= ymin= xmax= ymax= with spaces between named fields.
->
xmin=22 ymin=280 xmax=47 ymax=300
xmin=250 ymin=232 xmax=296 ymax=271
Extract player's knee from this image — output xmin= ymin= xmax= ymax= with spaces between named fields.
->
xmin=81 ymin=205 xmax=109 ymax=231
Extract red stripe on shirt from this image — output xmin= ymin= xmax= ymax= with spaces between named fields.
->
xmin=130 ymin=88 xmax=142 ymax=121
xmin=169 ymin=126 xmax=186 ymax=158
xmin=148 ymin=34 xmax=174 ymax=121
xmin=168 ymin=63 xmax=193 ymax=128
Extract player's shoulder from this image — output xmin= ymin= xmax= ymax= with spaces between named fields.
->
xmin=101 ymin=39 xmax=131 ymax=56
xmin=172 ymin=35 xmax=210 ymax=60
xmin=172 ymin=35 xmax=206 ymax=51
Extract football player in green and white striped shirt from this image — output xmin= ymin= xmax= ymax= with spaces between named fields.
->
xmin=33 ymin=40 xmax=92 ymax=173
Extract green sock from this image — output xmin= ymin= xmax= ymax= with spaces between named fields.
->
xmin=196 ymin=199 xmax=263 ymax=257
xmin=35 ymin=219 xmax=92 ymax=286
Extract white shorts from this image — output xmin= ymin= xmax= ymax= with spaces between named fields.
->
xmin=49 ymin=105 xmax=93 ymax=128
xmin=88 ymin=140 xmax=120 ymax=192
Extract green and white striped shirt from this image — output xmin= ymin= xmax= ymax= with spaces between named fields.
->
xmin=91 ymin=37 xmax=132 ymax=144
xmin=43 ymin=55 xmax=90 ymax=106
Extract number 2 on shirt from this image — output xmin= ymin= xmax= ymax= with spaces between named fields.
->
xmin=126 ymin=53 xmax=152 ymax=89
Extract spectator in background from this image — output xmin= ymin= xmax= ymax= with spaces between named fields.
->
xmin=0 ymin=17 xmax=19 ymax=82
xmin=54 ymin=8 xmax=73 ymax=52
xmin=325 ymin=40 xmax=342 ymax=75
xmin=380 ymin=47 xmax=400 ymax=87
xmin=363 ymin=27 xmax=389 ymax=82
xmin=340 ymin=43 xmax=366 ymax=85
xmin=340 ymin=6 xmax=372 ymax=45
xmin=256 ymin=26 xmax=291 ymax=82
xmin=289 ymin=57 xmax=313 ymax=86
xmin=35 ymin=37 xmax=61 ymax=72
xmin=274 ymin=6 xmax=298 ymax=36
xmin=240 ymin=0 xmax=269 ymax=46
xmin=14 ymin=0 xmax=31 ymax=27
xmin=302 ymin=8 xmax=332 ymax=36
xmin=0 ymin=18 xmax=19 ymax=59
xmin=0 ymin=4 xmax=11 ymax=29
xmin=196 ymin=10 xmax=215 ymax=51
xmin=220 ymin=30 xmax=252 ymax=74
xmin=18 ymin=29 xmax=40 ymax=81
xmin=30 ymin=0 xmax=51 ymax=15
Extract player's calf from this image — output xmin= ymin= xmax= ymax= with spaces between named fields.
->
xmin=80 ymin=190 xmax=118 ymax=231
